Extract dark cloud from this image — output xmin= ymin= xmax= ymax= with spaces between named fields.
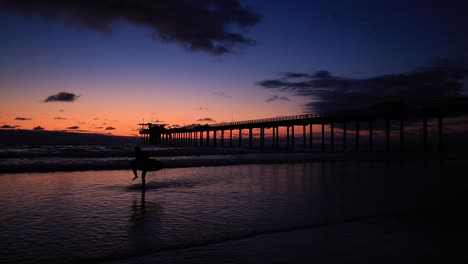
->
xmin=182 ymin=123 xmax=202 ymax=129
xmin=105 ymin=126 xmax=116 ymax=130
xmin=0 ymin=124 xmax=20 ymax=129
xmin=266 ymin=95 xmax=290 ymax=102
xmin=66 ymin=126 xmax=80 ymax=130
xmin=54 ymin=117 xmax=67 ymax=120
xmin=15 ymin=117 xmax=31 ymax=121
xmin=44 ymin=92 xmax=79 ymax=102
xmin=258 ymin=61 xmax=468 ymax=113
xmin=282 ymin=72 xmax=309 ymax=78
xmin=197 ymin=117 xmax=216 ymax=122
xmin=0 ymin=0 xmax=260 ymax=55
xmin=33 ymin=126 xmax=45 ymax=131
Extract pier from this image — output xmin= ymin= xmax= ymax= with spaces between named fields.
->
xmin=139 ymin=98 xmax=468 ymax=152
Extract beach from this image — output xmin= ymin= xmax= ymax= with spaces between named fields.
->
xmin=2 ymin=0 xmax=468 ymax=263
xmin=1 ymin=153 xmax=466 ymax=263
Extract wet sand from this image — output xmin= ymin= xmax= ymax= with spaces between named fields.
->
xmin=1 ymin=161 xmax=466 ymax=263
xmin=112 ymin=211 xmax=464 ymax=264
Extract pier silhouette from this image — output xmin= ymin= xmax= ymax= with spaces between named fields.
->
xmin=139 ymin=98 xmax=468 ymax=153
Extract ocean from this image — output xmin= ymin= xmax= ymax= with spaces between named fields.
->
xmin=0 ymin=145 xmax=466 ymax=263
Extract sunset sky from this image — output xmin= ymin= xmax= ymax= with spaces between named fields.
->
xmin=1 ymin=0 xmax=467 ymax=136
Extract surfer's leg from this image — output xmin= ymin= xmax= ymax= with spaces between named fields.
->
xmin=141 ymin=170 xmax=147 ymax=189
xmin=130 ymin=160 xmax=138 ymax=180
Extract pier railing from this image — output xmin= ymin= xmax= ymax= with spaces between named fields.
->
xmin=212 ymin=113 xmax=323 ymax=127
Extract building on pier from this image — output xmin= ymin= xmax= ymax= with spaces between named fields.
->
xmin=138 ymin=123 xmax=167 ymax=145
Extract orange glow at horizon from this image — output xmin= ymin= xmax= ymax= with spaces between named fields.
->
xmin=1 ymin=82 xmax=306 ymax=136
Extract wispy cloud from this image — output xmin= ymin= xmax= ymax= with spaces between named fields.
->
xmin=266 ymin=95 xmax=290 ymax=102
xmin=44 ymin=92 xmax=79 ymax=102
xmin=15 ymin=117 xmax=31 ymax=121
xmin=151 ymin=120 xmax=165 ymax=123
xmin=0 ymin=0 xmax=260 ymax=55
xmin=0 ymin=124 xmax=20 ymax=129
xmin=197 ymin=117 xmax=216 ymax=123
xmin=54 ymin=117 xmax=67 ymax=120
xmin=66 ymin=126 xmax=80 ymax=130
xmin=105 ymin=127 xmax=116 ymax=130
xmin=213 ymin=91 xmax=230 ymax=97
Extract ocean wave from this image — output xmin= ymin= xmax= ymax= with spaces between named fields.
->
xmin=0 ymin=145 xmax=258 ymax=159
xmin=0 ymin=151 xmax=452 ymax=174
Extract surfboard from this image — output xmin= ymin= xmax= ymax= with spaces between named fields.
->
xmin=130 ymin=159 xmax=164 ymax=171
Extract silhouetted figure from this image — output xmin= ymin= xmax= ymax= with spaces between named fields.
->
xmin=130 ymin=146 xmax=163 ymax=189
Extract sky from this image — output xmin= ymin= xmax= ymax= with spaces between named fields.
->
xmin=1 ymin=0 xmax=467 ymax=136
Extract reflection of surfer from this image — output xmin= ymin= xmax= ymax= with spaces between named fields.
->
xmin=130 ymin=146 xmax=163 ymax=189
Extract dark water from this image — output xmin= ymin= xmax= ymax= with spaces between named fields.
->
xmin=0 ymin=160 xmax=465 ymax=263
xmin=0 ymin=145 xmax=264 ymax=173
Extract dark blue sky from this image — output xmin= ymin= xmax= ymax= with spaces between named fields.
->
xmin=1 ymin=0 xmax=467 ymax=134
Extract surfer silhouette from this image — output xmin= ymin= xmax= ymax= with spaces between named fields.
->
xmin=130 ymin=146 xmax=163 ymax=189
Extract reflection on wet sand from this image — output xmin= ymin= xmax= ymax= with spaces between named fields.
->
xmin=128 ymin=189 xmax=163 ymax=253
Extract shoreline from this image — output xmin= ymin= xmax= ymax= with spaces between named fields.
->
xmin=0 ymin=151 xmax=465 ymax=174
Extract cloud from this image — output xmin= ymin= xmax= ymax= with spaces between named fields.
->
xmin=197 ymin=117 xmax=216 ymax=122
xmin=0 ymin=0 xmax=260 ymax=55
xmin=15 ymin=117 xmax=31 ymax=121
xmin=44 ymin=92 xmax=79 ymax=102
xmin=94 ymin=127 xmax=104 ymax=129
xmin=59 ymin=109 xmax=65 ymax=113
xmin=213 ymin=91 xmax=229 ymax=97
xmin=147 ymin=119 xmax=165 ymax=124
xmin=105 ymin=126 xmax=116 ymax=130
xmin=66 ymin=126 xmax=80 ymax=130
xmin=199 ymin=107 xmax=208 ymax=110
xmin=0 ymin=124 xmax=20 ymax=129
xmin=54 ymin=117 xmax=67 ymax=120
xmin=258 ymin=61 xmax=468 ymax=113
xmin=282 ymin=72 xmax=309 ymax=78
xmin=266 ymin=95 xmax=290 ymax=102
xmin=33 ymin=126 xmax=45 ymax=131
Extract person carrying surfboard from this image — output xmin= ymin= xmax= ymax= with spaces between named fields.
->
xmin=130 ymin=146 xmax=163 ymax=189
